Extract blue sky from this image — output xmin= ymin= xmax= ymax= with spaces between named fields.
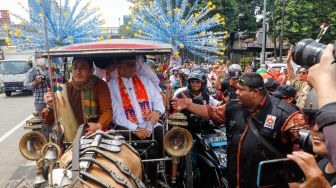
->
xmin=0 ymin=0 xmax=132 ymax=27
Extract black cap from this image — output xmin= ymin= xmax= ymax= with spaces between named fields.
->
xmin=238 ymin=73 xmax=265 ymax=90
xmin=264 ymin=78 xmax=280 ymax=91
xmin=271 ymin=85 xmax=297 ymax=99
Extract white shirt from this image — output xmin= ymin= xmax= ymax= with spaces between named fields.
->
xmin=109 ymin=74 xmax=165 ymax=131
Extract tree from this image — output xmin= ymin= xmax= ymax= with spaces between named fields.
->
xmin=118 ymin=24 xmax=136 ymax=39
xmin=272 ymin=0 xmax=336 ymax=44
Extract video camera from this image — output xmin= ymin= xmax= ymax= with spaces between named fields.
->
xmin=291 ymin=38 xmax=336 ymax=68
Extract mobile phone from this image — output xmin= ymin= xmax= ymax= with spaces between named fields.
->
xmin=257 ymin=158 xmax=305 ymax=187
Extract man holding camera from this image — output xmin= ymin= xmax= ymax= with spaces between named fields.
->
xmin=26 ymin=56 xmax=50 ymax=114
xmin=287 ymin=43 xmax=336 ymax=188
xmin=172 ymin=72 xmax=308 ymax=188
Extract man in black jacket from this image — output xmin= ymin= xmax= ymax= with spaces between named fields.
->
xmin=173 ymin=73 xmax=308 ymax=188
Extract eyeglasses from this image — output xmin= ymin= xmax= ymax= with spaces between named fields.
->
xmin=298 ymin=71 xmax=307 ymax=75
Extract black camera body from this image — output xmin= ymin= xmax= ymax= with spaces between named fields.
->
xmin=41 ymin=75 xmax=47 ymax=81
xmin=298 ymin=129 xmax=314 ymax=154
xmin=291 ymin=38 xmax=336 ymax=68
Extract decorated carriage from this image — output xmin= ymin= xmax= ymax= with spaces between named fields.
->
xmin=18 ymin=39 xmax=195 ymax=188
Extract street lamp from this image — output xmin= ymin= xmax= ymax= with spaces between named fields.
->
xmin=279 ymin=0 xmax=286 ymax=62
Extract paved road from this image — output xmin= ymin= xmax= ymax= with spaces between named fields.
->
xmin=0 ymin=91 xmax=35 ymax=187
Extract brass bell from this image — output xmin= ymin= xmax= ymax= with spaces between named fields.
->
xmin=59 ymin=169 xmax=72 ymax=186
xmin=33 ymin=167 xmax=46 ymax=185
xmin=44 ymin=145 xmax=57 ymax=162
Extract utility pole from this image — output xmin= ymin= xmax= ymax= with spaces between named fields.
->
xmin=272 ymin=0 xmax=277 ymax=60
xmin=279 ymin=0 xmax=286 ymax=62
xmin=260 ymin=0 xmax=267 ymax=65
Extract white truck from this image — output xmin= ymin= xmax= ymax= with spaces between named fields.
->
xmin=0 ymin=59 xmax=32 ymax=96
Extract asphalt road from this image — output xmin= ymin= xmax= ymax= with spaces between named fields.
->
xmin=0 ymin=91 xmax=36 ymax=187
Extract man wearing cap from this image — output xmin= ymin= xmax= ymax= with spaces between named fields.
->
xmin=271 ymin=85 xmax=298 ymax=109
xmin=172 ymin=73 xmax=308 ymax=188
xmin=263 ymin=77 xmax=280 ymax=92
xmin=26 ymin=55 xmax=50 ymax=114
xmin=214 ymin=67 xmax=242 ymax=100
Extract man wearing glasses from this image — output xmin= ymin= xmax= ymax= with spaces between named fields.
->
xmin=286 ymin=51 xmax=311 ymax=110
xmin=172 ymin=72 xmax=308 ymax=188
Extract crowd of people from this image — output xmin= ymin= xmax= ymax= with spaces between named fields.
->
xmin=25 ymin=44 xmax=336 ymax=187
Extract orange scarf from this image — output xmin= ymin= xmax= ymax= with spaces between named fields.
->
xmin=118 ymin=74 xmax=151 ymax=123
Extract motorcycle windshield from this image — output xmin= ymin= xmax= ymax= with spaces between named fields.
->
xmin=0 ymin=60 xmax=29 ymax=75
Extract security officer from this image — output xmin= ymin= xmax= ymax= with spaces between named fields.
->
xmin=172 ymin=73 xmax=308 ymax=188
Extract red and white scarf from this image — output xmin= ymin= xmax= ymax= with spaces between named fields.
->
xmin=118 ymin=74 xmax=151 ymax=124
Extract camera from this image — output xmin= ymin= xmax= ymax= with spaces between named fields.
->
xmin=298 ymin=129 xmax=314 ymax=154
xmin=291 ymin=38 xmax=336 ymax=68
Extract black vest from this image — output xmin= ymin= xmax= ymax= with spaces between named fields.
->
xmin=226 ymin=95 xmax=298 ymax=188
xmin=176 ymin=90 xmax=211 ymax=133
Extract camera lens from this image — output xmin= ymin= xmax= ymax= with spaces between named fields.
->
xmin=298 ymin=129 xmax=314 ymax=154
xmin=291 ymin=39 xmax=326 ymax=68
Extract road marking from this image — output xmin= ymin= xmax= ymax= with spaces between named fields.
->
xmin=0 ymin=115 xmax=33 ymax=143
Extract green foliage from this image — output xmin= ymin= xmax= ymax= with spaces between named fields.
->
xmin=271 ymin=0 xmax=336 ymax=44
xmin=199 ymin=0 xmax=336 ymax=45
xmin=118 ymin=24 xmax=136 ymax=39
xmin=240 ymin=57 xmax=253 ymax=70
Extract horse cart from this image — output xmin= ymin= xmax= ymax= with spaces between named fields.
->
xmin=17 ymin=39 xmax=210 ymax=188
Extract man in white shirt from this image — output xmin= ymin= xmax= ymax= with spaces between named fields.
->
xmin=109 ymin=56 xmax=165 ymax=151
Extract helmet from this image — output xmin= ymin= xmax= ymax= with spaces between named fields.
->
xmin=188 ymin=71 xmax=205 ymax=82
xmin=228 ymin=64 xmax=242 ymax=72
xmin=179 ymin=69 xmax=190 ymax=77
xmin=191 ymin=66 xmax=210 ymax=74
xmin=187 ymin=71 xmax=207 ymax=90
xmin=256 ymin=68 xmax=267 ymax=74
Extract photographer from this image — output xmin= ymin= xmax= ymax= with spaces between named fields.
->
xmin=306 ymin=44 xmax=336 ymax=167
xmin=287 ymin=43 xmax=336 ymax=188
xmin=26 ymin=56 xmax=50 ymax=114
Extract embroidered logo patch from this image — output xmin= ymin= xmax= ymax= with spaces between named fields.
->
xmin=264 ymin=115 xmax=277 ymax=129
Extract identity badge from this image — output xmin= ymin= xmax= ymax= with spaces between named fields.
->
xmin=264 ymin=115 xmax=277 ymax=129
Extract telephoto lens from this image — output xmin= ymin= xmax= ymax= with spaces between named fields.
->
xmin=291 ymin=39 xmax=336 ymax=68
